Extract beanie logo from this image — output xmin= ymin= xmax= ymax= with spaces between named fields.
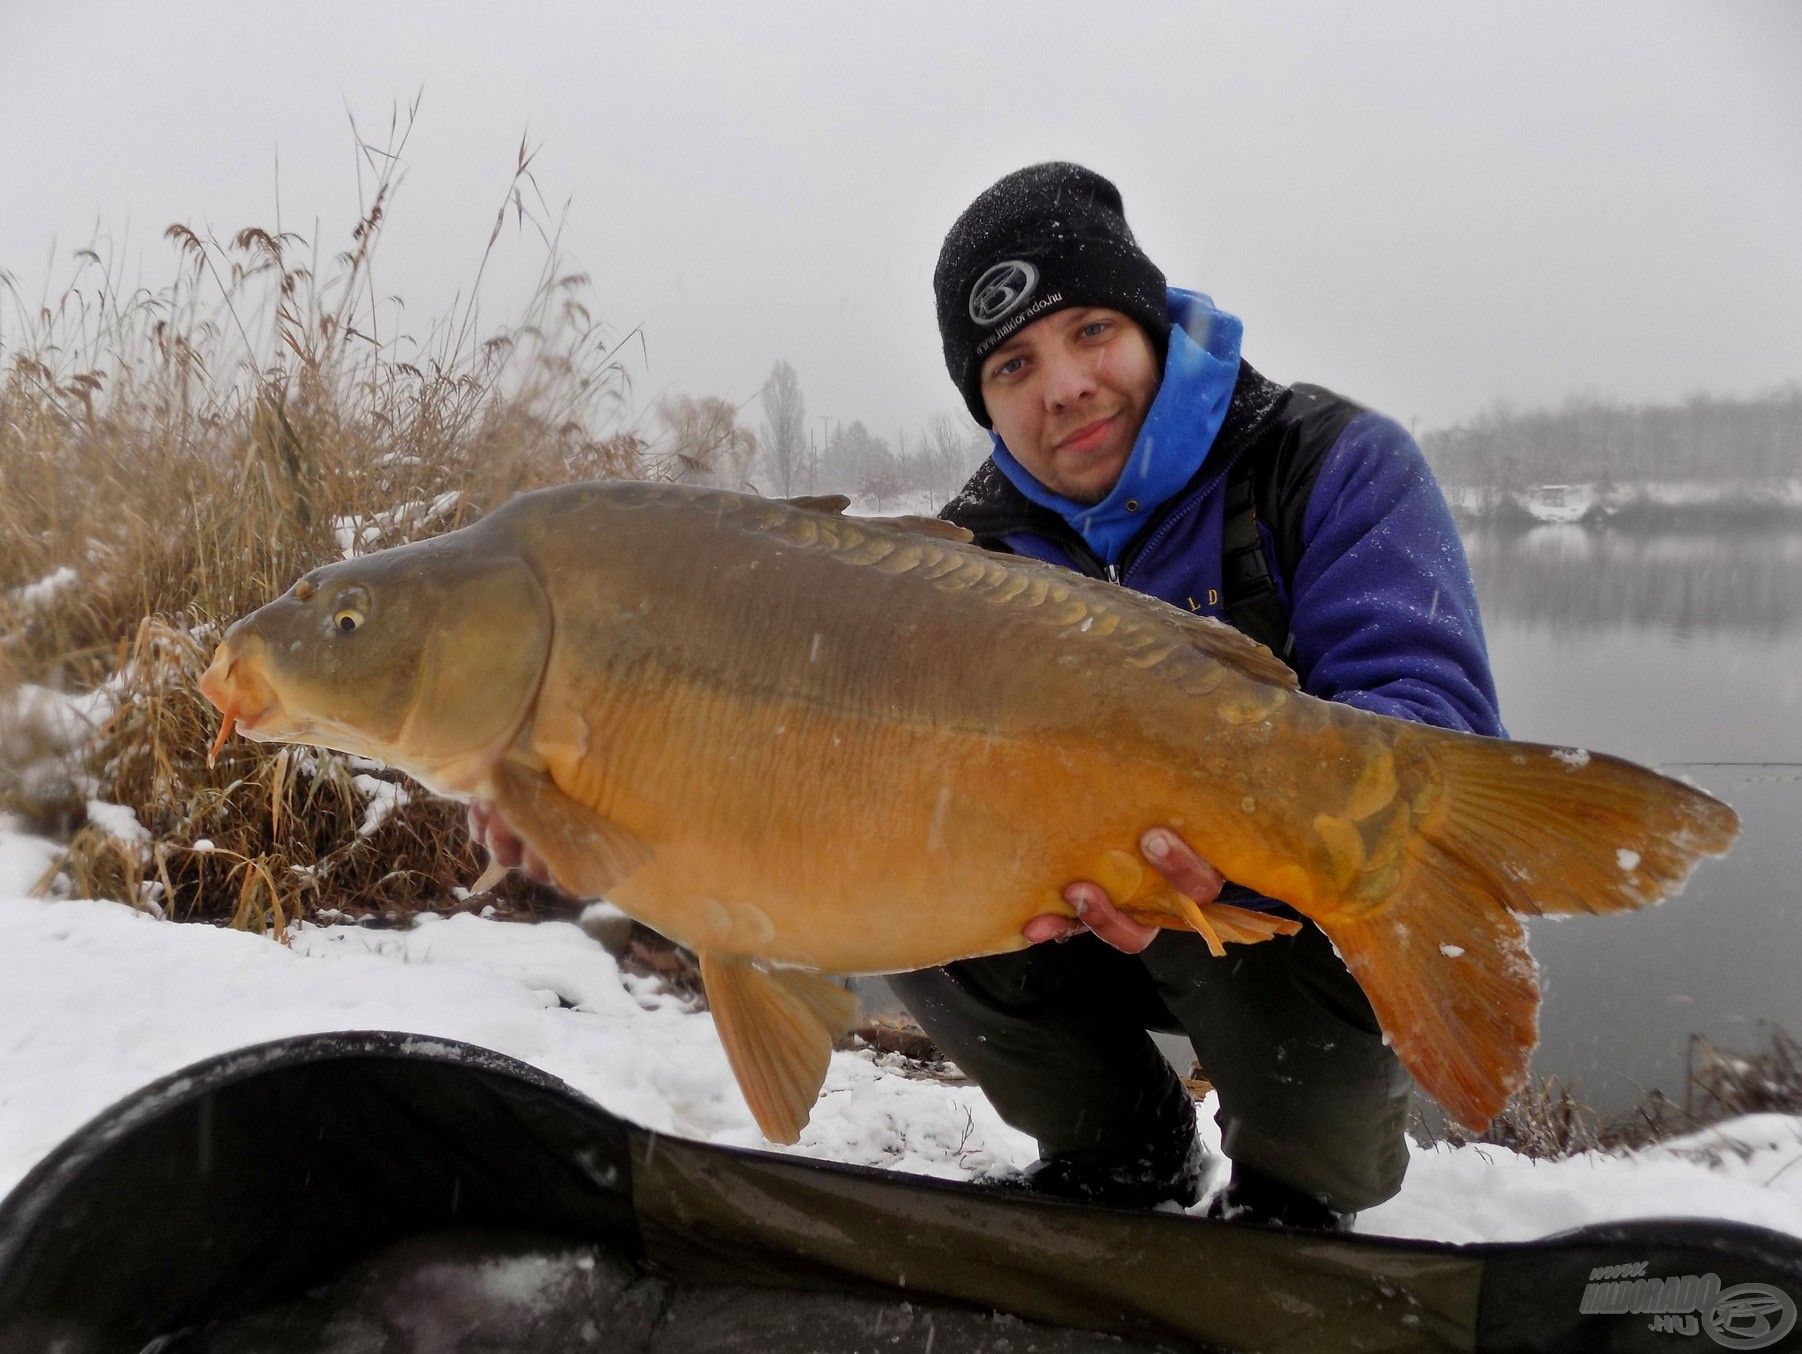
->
xmin=968 ymin=260 xmax=1040 ymax=327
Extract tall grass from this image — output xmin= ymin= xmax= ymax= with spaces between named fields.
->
xmin=1 ymin=120 xmax=641 ymax=928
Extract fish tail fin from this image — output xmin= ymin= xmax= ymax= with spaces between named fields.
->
xmin=1416 ymin=734 xmax=1740 ymax=918
xmin=1318 ymin=879 xmax=1537 ymax=1132
xmin=1318 ymin=731 xmax=1739 ymax=1130
xmin=700 ymin=955 xmax=857 ymax=1144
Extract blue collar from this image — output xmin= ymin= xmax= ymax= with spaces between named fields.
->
xmin=991 ymin=287 xmax=1243 ymax=566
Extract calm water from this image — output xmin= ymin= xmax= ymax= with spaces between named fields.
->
xmin=1467 ymin=524 xmax=1802 ymax=1112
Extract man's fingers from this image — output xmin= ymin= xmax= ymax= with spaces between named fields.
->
xmin=1061 ymin=882 xmax=1158 ymax=955
xmin=1141 ymin=828 xmax=1225 ymax=904
xmin=519 ymin=845 xmax=553 ymax=887
xmin=1023 ymin=914 xmax=1088 ymax=944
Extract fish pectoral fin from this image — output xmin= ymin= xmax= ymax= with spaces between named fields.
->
xmin=469 ymin=858 xmax=510 ymax=895
xmin=700 ymin=955 xmax=857 ymax=1145
xmin=487 ymin=760 xmax=652 ymax=899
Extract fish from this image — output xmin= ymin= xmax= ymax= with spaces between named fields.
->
xmin=198 ymin=481 xmax=1739 ymax=1144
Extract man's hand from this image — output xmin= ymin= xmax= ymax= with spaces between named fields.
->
xmin=1024 ymin=828 xmax=1225 ymax=955
xmin=466 ymin=799 xmax=555 ymax=889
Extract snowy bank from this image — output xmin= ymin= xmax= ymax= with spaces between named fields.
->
xmin=1 ymin=830 xmax=1799 ymax=1245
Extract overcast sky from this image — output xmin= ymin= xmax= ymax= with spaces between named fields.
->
xmin=4 ymin=2 xmax=1799 ymax=446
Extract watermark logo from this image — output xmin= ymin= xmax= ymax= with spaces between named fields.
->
xmin=968 ymin=260 xmax=1039 ymax=327
xmin=1579 ymin=1261 xmax=1796 ymax=1348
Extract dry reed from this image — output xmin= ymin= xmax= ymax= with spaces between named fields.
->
xmin=2 ymin=114 xmax=643 ymax=928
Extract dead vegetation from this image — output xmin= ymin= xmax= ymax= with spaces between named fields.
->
xmin=1410 ymin=1025 xmax=1802 ymax=1160
xmin=0 ymin=115 xmax=689 ymax=929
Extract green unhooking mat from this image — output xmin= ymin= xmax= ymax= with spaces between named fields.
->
xmin=0 ymin=1032 xmax=1797 ymax=1352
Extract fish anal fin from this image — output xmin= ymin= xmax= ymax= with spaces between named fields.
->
xmin=1194 ymin=900 xmax=1303 ymax=947
xmin=486 ymin=759 xmax=652 ymax=899
xmin=701 ymin=955 xmax=854 ymax=1144
xmin=1120 ymin=885 xmax=1303 ymax=956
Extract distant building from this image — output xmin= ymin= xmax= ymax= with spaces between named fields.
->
xmin=1519 ymin=483 xmax=1597 ymax=524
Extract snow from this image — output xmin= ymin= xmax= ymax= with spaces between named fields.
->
xmin=0 ymin=820 xmax=1799 ymax=1246
xmin=332 ymin=491 xmax=463 ymax=559
xmin=350 ymin=773 xmax=413 ymax=836
xmin=6 ymin=566 xmax=79 ymax=611
xmin=2 ymin=682 xmax=115 ymax=754
xmin=84 ymin=800 xmax=149 ymax=843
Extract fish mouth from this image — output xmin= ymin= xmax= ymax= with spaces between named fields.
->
xmin=199 ymin=642 xmax=284 ymax=766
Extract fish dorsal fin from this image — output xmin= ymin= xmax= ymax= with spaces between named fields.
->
xmin=980 ymin=548 xmax=1304 ymax=692
xmin=767 ymin=489 xmax=1291 ymax=688
xmin=700 ymin=955 xmax=857 ymax=1144
xmin=881 ymin=515 xmax=975 ymax=543
xmin=1157 ymin=605 xmax=1299 ymax=690
xmin=781 ymin=493 xmax=852 ymax=515
xmin=780 ymin=493 xmax=975 ymax=544
xmin=485 ymin=759 xmax=652 ymax=898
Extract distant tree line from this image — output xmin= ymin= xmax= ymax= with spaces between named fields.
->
xmin=619 ymin=360 xmax=991 ymax=509
xmin=1421 ymin=387 xmax=1802 ymax=489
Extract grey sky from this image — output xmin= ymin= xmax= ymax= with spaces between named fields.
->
xmin=4 ymin=2 xmax=1799 ymax=445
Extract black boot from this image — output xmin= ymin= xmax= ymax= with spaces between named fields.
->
xmin=985 ymin=1133 xmax=1211 ymax=1210
xmin=1208 ymin=1164 xmax=1353 ymax=1231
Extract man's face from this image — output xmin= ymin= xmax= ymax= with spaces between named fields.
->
xmin=978 ymin=306 xmax=1160 ymax=505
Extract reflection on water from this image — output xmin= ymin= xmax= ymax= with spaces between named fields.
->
xmin=1471 ymin=526 xmax=1802 ymax=1113
xmin=1465 ymin=525 xmax=1802 ymax=640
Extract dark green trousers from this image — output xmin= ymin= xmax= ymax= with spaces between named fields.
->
xmin=889 ymin=920 xmax=1413 ymax=1213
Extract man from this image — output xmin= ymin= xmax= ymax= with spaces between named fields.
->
xmin=887 ymin=161 xmax=1504 ymax=1229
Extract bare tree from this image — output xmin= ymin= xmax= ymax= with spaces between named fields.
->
xmin=821 ymin=420 xmax=902 ymax=506
xmin=758 ymin=360 xmax=807 ymax=495
xmin=918 ymin=411 xmax=990 ymax=506
xmin=648 ymin=394 xmax=760 ymax=487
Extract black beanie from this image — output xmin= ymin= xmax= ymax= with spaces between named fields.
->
xmin=934 ymin=162 xmax=1171 ymax=428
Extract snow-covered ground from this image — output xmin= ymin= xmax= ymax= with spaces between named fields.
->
xmin=2 ymin=817 xmax=1800 ymax=1247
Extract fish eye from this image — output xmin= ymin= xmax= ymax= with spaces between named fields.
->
xmin=326 ymin=585 xmax=371 ymax=636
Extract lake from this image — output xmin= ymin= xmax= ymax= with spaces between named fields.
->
xmin=1469 ymin=523 xmax=1802 ymax=1114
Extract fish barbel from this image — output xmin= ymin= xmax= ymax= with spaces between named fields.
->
xmin=199 ymin=482 xmax=1738 ymax=1143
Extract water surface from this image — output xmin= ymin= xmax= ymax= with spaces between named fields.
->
xmin=1468 ymin=524 xmax=1802 ymax=1113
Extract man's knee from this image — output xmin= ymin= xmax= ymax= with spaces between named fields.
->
xmin=1148 ymin=924 xmax=1416 ymax=1212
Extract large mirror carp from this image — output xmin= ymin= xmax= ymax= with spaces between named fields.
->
xmin=200 ymin=482 xmax=1738 ymax=1143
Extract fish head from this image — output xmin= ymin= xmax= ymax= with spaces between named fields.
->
xmin=199 ymin=531 xmax=553 ymax=795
